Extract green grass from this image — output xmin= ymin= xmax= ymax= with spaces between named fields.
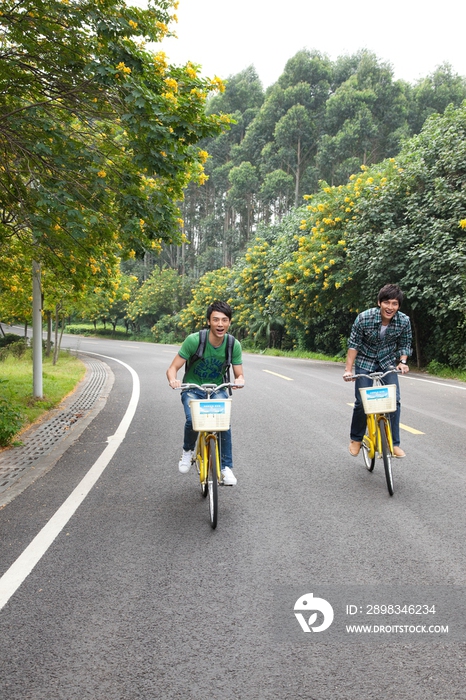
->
xmin=255 ymin=347 xmax=342 ymax=362
xmin=425 ymin=361 xmax=466 ymax=383
xmin=0 ymin=350 xmax=86 ymax=439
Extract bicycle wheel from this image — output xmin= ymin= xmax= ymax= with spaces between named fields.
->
xmin=379 ymin=417 xmax=394 ymax=496
xmin=207 ymin=437 xmax=218 ymax=529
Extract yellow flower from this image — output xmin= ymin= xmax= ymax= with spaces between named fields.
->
xmin=459 ymin=220 xmax=466 ymax=229
xmin=211 ymin=76 xmax=225 ymax=93
xmin=164 ymin=77 xmax=178 ymax=92
xmin=162 ymin=91 xmax=178 ymax=105
xmin=116 ymin=62 xmax=131 ymax=75
xmin=156 ymin=21 xmax=169 ymax=35
xmin=129 ymin=20 xmax=138 ymax=29
xmin=97 ymin=170 xmax=106 ymax=178
xmin=154 ymin=52 xmax=168 ymax=69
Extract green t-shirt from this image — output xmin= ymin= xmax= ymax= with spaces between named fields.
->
xmin=179 ymin=331 xmax=242 ymax=385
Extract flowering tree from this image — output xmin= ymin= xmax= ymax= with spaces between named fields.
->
xmin=0 ymin=0 xmax=229 ymax=293
xmin=348 ymin=105 xmax=466 ymax=366
xmin=178 ymin=268 xmax=235 ymax=333
xmin=127 ymin=266 xmax=188 ymax=329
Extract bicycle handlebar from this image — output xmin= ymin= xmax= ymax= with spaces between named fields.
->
xmin=178 ymin=382 xmax=244 ymax=395
xmin=350 ymin=369 xmax=401 ymax=381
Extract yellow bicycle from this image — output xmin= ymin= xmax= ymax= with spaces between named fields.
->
xmin=352 ymin=369 xmax=400 ymax=496
xmin=180 ymin=382 xmax=233 ymax=529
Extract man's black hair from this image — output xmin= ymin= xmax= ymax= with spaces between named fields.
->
xmin=206 ymin=301 xmax=232 ymax=321
xmin=377 ymin=284 xmax=403 ymax=305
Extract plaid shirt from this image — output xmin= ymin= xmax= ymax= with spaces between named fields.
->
xmin=348 ymin=308 xmax=412 ymax=371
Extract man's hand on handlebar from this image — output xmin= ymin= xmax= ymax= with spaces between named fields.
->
xmin=168 ymin=378 xmax=182 ymax=389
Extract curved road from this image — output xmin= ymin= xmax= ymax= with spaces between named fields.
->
xmin=1 ymin=334 xmax=465 ymax=699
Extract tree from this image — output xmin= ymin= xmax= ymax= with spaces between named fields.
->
xmin=227 ymin=161 xmax=259 ymax=245
xmin=407 ymin=63 xmax=466 ymax=133
xmin=348 ymin=105 xmax=466 ymax=367
xmin=274 ymin=104 xmax=315 ymax=206
xmin=316 ymin=51 xmax=409 ymax=185
xmin=127 ymin=266 xmax=187 ymax=329
xmin=178 ymin=268 xmax=235 ymax=333
xmin=177 ymin=66 xmax=265 ymax=274
xmin=0 ymin=0 xmax=229 ymax=290
xmin=258 ymin=169 xmax=294 ymax=222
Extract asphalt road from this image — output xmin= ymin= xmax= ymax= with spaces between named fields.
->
xmin=1 ymin=334 xmax=465 ymax=699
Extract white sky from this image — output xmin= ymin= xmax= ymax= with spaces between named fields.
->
xmin=138 ymin=0 xmax=466 ymax=87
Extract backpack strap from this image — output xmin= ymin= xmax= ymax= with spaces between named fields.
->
xmin=222 ymin=333 xmax=236 ymax=394
xmin=222 ymin=333 xmax=235 ymax=382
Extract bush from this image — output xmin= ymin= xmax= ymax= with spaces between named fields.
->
xmin=8 ymin=340 xmax=28 ymax=359
xmin=151 ymin=314 xmax=185 ymax=344
xmin=0 ymin=338 xmax=29 ymax=361
xmin=65 ymin=324 xmax=132 ymax=338
xmin=0 ymin=332 xmax=24 ymax=348
xmin=0 ymin=397 xmax=23 ymax=446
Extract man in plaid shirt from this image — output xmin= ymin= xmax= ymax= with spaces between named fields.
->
xmin=343 ymin=284 xmax=412 ymax=457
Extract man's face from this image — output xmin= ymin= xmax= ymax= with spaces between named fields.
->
xmin=378 ymin=298 xmax=400 ymax=324
xmin=208 ymin=312 xmax=231 ymax=342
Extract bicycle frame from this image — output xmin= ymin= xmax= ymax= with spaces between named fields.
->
xmin=196 ymin=430 xmax=221 ymax=485
xmin=364 ymin=412 xmax=394 ymax=460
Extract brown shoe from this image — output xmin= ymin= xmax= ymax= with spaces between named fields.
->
xmin=393 ymin=446 xmax=406 ymax=458
xmin=349 ymin=441 xmax=361 ymax=457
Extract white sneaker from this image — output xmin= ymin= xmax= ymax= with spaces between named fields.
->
xmin=179 ymin=450 xmax=194 ymax=473
xmin=221 ymin=467 xmax=237 ymax=486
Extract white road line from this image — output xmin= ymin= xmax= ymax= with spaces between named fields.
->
xmin=0 ymin=353 xmax=140 ymax=612
xmin=406 ymin=376 xmax=466 ymax=391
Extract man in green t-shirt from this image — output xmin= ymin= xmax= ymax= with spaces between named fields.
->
xmin=166 ymin=301 xmax=244 ymax=485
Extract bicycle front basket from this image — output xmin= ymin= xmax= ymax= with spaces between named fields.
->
xmin=359 ymin=385 xmax=397 ymax=414
xmin=189 ymin=399 xmax=232 ymax=431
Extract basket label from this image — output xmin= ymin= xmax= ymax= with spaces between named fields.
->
xmin=365 ymin=388 xmax=389 ymax=400
xmin=199 ymin=401 xmax=226 ymax=415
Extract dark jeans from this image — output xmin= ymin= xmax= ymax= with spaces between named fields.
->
xmin=350 ymin=365 xmax=401 ymax=446
xmin=181 ymin=388 xmax=233 ymax=470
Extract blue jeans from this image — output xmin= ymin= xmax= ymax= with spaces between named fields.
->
xmin=181 ymin=388 xmax=233 ymax=470
xmin=350 ymin=366 xmax=401 ymax=447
